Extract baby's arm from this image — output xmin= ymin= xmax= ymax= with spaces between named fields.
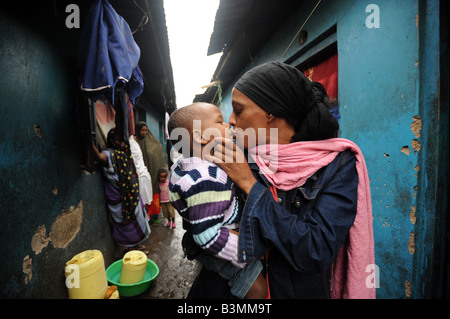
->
xmin=188 ymin=197 xmax=244 ymax=268
xmin=169 ymin=164 xmax=245 ymax=267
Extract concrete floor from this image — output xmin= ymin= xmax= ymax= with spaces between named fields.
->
xmin=127 ymin=213 xmax=201 ymax=299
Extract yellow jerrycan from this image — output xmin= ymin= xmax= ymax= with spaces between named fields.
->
xmin=65 ymin=249 xmax=108 ymax=299
xmin=119 ymin=250 xmax=147 ymax=284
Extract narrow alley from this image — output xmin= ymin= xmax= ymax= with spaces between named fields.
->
xmin=0 ymin=0 xmax=447 ymax=301
xmin=129 ymin=213 xmax=201 ymax=299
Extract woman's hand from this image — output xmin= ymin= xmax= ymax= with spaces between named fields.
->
xmin=92 ymin=139 xmax=108 ymax=165
xmin=205 ymin=137 xmax=257 ymax=195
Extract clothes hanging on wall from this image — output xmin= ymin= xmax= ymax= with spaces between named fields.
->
xmin=78 ymin=0 xmax=143 ymax=142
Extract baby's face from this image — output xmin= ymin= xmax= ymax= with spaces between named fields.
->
xmin=199 ymin=104 xmax=231 ymax=141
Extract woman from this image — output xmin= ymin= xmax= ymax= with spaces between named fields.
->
xmin=194 ymin=62 xmax=375 ymax=299
xmin=135 ymin=122 xmax=164 ymax=225
xmin=92 ymin=128 xmax=151 ymax=250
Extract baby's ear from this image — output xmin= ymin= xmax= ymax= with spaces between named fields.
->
xmin=193 ymin=129 xmax=211 ymax=145
xmin=192 ymin=129 xmax=204 ymax=145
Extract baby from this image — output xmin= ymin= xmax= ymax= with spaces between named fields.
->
xmin=168 ymin=103 xmax=267 ymax=299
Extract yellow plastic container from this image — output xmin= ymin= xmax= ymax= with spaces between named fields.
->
xmin=64 ymin=249 xmax=108 ymax=299
xmin=119 ymin=250 xmax=147 ymax=284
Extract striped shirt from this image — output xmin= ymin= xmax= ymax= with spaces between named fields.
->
xmin=169 ymin=157 xmax=244 ymax=267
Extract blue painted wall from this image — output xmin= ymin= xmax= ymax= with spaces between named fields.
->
xmin=0 ymin=12 xmax=115 ymax=298
xmin=217 ymin=0 xmax=442 ymax=298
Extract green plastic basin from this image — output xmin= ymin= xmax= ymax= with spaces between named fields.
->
xmin=106 ymin=258 xmax=159 ymax=297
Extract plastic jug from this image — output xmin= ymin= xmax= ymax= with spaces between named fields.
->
xmin=65 ymin=249 xmax=108 ymax=299
xmin=119 ymin=250 xmax=147 ymax=284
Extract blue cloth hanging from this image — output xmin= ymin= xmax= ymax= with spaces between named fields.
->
xmin=78 ymin=0 xmax=144 ymax=105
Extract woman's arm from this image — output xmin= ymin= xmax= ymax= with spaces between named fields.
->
xmin=92 ymin=140 xmax=108 ymax=165
xmin=241 ymin=152 xmax=358 ymax=273
xmin=205 ymin=137 xmax=257 ymax=195
xmin=208 ymin=139 xmax=358 ymax=273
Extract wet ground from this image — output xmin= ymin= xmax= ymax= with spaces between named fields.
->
xmin=128 ymin=213 xmax=201 ymax=299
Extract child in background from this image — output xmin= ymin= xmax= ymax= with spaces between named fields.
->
xmin=168 ymin=103 xmax=267 ymax=299
xmin=158 ymin=168 xmax=176 ymax=228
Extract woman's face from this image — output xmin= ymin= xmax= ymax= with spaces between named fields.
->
xmin=229 ymin=88 xmax=271 ymax=149
xmin=139 ymin=125 xmax=149 ymax=138
xmin=113 ymin=138 xmax=125 ymax=148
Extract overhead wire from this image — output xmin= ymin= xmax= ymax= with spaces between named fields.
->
xmin=131 ymin=0 xmax=149 ymax=34
xmin=278 ymin=0 xmax=322 ymax=61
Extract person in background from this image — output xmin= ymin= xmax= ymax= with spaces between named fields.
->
xmin=135 ymin=121 xmax=164 ymax=226
xmin=92 ymin=128 xmax=151 ymax=256
xmin=158 ymin=167 xmax=176 ymax=228
xmin=129 ymin=135 xmax=153 ymax=209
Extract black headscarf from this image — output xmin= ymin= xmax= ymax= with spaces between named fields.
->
xmin=234 ymin=62 xmax=338 ymax=142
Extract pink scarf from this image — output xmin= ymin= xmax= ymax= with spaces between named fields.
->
xmin=249 ymin=138 xmax=376 ymax=299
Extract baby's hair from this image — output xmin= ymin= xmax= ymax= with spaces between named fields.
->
xmin=167 ymin=103 xmax=203 ymax=144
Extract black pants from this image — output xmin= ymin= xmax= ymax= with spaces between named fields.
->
xmin=187 ymin=266 xmax=236 ymax=299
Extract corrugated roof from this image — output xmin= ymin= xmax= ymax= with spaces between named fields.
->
xmin=196 ymin=0 xmax=304 ymax=103
xmin=207 ymin=0 xmax=255 ymax=56
xmin=109 ymin=0 xmax=177 ymax=114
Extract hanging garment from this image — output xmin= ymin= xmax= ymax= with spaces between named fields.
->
xmin=78 ymin=0 xmax=143 ymax=106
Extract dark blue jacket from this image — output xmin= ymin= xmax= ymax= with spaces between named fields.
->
xmin=187 ymin=150 xmax=358 ymax=299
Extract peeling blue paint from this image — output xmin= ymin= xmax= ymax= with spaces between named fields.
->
xmin=0 ymin=12 xmax=115 ymax=298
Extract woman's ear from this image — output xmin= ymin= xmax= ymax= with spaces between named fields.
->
xmin=266 ymin=112 xmax=275 ymax=123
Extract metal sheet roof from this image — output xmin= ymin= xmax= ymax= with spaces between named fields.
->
xmin=202 ymin=0 xmax=304 ymax=99
xmin=109 ymin=0 xmax=176 ymax=114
